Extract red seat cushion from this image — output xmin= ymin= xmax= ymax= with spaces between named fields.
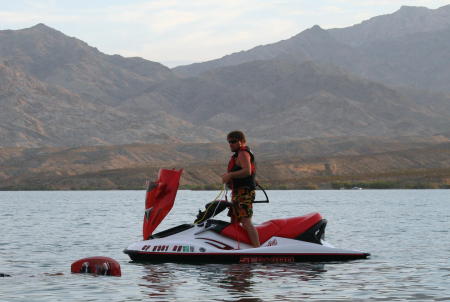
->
xmin=276 ymin=213 xmax=322 ymax=238
xmin=220 ymin=212 xmax=323 ymax=245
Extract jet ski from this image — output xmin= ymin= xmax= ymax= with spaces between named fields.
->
xmin=124 ymin=169 xmax=370 ymax=263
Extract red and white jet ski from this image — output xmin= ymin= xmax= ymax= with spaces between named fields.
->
xmin=124 ymin=169 xmax=370 ymax=263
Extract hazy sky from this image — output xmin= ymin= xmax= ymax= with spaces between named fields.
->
xmin=1 ymin=0 xmax=449 ymax=67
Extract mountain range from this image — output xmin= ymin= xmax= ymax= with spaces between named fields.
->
xmin=175 ymin=5 xmax=450 ymax=93
xmin=1 ymin=5 xmax=450 ymax=148
xmin=1 ymin=4 xmax=450 ymax=189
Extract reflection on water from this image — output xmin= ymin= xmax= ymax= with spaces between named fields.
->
xmin=139 ymin=264 xmax=185 ymax=299
xmin=217 ymin=264 xmax=255 ymax=294
xmin=138 ymin=262 xmax=326 ymax=301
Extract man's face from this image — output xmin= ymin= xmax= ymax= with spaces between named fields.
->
xmin=227 ymin=138 xmax=241 ymax=152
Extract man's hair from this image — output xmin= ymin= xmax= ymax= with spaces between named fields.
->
xmin=227 ymin=130 xmax=246 ymax=143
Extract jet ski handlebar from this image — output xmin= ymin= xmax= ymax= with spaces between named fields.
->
xmin=194 ymin=184 xmax=269 ymax=224
xmin=253 ymin=182 xmax=269 ymax=203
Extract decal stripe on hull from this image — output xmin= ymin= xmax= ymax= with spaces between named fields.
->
xmin=124 ymin=249 xmax=370 ymax=263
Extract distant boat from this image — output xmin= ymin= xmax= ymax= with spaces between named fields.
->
xmin=351 ymin=187 xmax=363 ymax=190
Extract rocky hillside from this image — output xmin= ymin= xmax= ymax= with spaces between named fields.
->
xmin=1 ymin=136 xmax=449 ymax=189
xmin=0 ymin=24 xmax=173 ymax=104
xmin=0 ymin=25 xmax=223 ymax=147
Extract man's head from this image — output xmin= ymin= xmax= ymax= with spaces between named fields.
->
xmin=227 ymin=130 xmax=246 ymax=152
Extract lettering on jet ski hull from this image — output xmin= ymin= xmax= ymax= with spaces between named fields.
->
xmin=267 ymin=239 xmax=278 ymax=246
xmin=239 ymin=256 xmax=294 ymax=263
xmin=141 ymin=245 xmax=195 ymax=253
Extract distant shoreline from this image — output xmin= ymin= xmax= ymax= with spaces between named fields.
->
xmin=1 ymin=182 xmax=448 ymax=191
xmin=1 ymin=138 xmax=449 ymax=192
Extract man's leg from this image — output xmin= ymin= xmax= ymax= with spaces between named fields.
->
xmin=241 ymin=217 xmax=260 ymax=248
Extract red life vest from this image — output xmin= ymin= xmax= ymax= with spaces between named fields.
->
xmin=227 ymin=146 xmax=256 ymax=190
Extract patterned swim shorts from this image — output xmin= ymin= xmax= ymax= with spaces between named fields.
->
xmin=228 ymin=187 xmax=255 ymax=219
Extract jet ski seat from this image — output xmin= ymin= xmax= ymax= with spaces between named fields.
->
xmin=220 ymin=212 xmax=323 ymax=245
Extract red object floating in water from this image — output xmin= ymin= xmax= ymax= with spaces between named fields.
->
xmin=71 ymin=256 xmax=121 ymax=277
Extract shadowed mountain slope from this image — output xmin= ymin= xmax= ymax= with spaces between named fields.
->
xmin=150 ymin=60 xmax=450 ymax=140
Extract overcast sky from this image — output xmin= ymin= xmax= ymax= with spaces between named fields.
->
xmin=1 ymin=0 xmax=449 ymax=67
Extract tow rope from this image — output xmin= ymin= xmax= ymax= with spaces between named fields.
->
xmin=194 ymin=185 xmax=226 ymax=224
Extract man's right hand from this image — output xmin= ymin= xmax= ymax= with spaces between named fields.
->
xmin=221 ymin=173 xmax=232 ymax=184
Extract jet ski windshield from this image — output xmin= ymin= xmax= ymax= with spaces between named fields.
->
xmin=143 ymin=169 xmax=183 ymax=240
xmin=150 ymin=224 xmax=194 ymax=239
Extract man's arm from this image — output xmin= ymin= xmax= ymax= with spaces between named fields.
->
xmin=234 ymin=151 xmax=252 ymax=178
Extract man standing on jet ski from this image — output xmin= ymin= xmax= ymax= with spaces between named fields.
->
xmin=222 ymin=130 xmax=260 ymax=248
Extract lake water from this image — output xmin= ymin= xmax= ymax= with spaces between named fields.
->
xmin=0 ymin=190 xmax=449 ymax=301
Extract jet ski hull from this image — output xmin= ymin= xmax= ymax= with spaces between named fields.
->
xmin=124 ymin=250 xmax=370 ymax=264
xmin=124 ymin=223 xmax=370 ymax=264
